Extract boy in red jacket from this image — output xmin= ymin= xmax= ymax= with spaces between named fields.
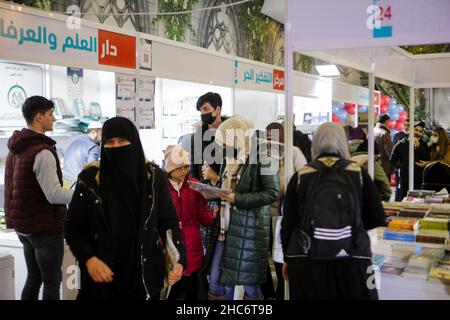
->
xmin=164 ymin=145 xmax=215 ymax=300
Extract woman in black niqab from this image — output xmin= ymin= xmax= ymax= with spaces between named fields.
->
xmin=99 ymin=117 xmax=148 ymax=298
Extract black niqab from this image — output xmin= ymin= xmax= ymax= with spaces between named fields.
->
xmin=99 ymin=117 xmax=148 ymax=297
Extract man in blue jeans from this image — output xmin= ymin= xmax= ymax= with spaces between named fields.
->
xmin=4 ymin=96 xmax=74 ymax=300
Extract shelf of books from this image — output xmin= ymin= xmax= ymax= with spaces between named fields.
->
xmin=371 ymin=196 xmax=450 ymax=300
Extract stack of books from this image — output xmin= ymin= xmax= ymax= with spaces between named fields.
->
xmin=398 ymin=206 xmax=429 ymax=219
xmin=402 ymin=255 xmax=433 ymax=280
xmin=382 ymin=202 xmax=404 ymax=218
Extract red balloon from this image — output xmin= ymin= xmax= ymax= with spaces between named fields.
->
xmin=381 ymin=95 xmax=391 ymax=105
xmin=395 ymin=121 xmax=405 ymax=131
xmin=380 ymin=104 xmax=389 ymax=114
xmin=344 ymin=103 xmax=355 ymax=115
xmin=387 ymin=119 xmax=395 ymax=130
xmin=332 ymin=114 xmax=340 ymax=122
xmin=390 ymin=174 xmax=396 ymax=187
xmin=399 ymin=111 xmax=408 ymax=122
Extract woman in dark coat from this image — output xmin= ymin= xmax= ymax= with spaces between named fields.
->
xmin=281 ymin=122 xmax=385 ymax=300
xmin=65 ymin=117 xmax=186 ymax=300
xmin=206 ymin=116 xmax=279 ymax=300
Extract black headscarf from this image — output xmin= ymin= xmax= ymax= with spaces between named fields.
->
xmin=99 ymin=117 xmax=148 ymax=297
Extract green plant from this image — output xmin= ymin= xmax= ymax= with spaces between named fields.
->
xmin=153 ymin=0 xmax=198 ymax=42
xmin=294 ymin=53 xmax=316 ymax=74
xmin=401 ymin=44 xmax=450 ymax=54
xmin=239 ymin=0 xmax=271 ymax=62
xmin=377 ymin=79 xmax=429 ymax=121
xmin=11 ymin=0 xmax=51 ymax=10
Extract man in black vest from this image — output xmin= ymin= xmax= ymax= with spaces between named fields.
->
xmin=4 ymin=96 xmax=73 ymax=300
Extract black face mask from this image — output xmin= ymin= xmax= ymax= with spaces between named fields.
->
xmin=201 ymin=111 xmax=217 ymax=125
xmin=104 ymin=144 xmax=133 ymax=164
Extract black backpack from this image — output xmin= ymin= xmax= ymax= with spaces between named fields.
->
xmin=286 ymin=158 xmax=369 ymax=260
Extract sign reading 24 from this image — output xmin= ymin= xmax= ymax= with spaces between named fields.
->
xmin=366 ymin=1 xmax=393 ymax=38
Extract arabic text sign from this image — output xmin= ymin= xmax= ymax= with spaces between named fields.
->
xmin=98 ymin=30 xmax=136 ymax=69
xmin=0 ymin=8 xmax=97 ymax=64
xmin=234 ymin=60 xmax=284 ymax=92
xmin=288 ymin=0 xmax=450 ymax=51
xmin=0 ymin=8 xmax=137 ymax=69
xmin=273 ymin=70 xmax=285 ymax=91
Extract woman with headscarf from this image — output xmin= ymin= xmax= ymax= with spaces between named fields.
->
xmin=263 ymin=122 xmax=307 ymax=300
xmin=281 ymin=122 xmax=385 ymax=300
xmin=65 ymin=117 xmax=186 ymax=300
xmin=206 ymin=116 xmax=279 ymax=300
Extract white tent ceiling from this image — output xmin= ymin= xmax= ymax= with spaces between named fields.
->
xmin=262 ymin=0 xmax=450 ymax=88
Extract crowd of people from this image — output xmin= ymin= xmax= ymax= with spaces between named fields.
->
xmin=3 ymin=93 xmax=450 ymax=300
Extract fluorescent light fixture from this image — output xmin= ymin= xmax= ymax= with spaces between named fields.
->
xmin=315 ymin=64 xmax=340 ymax=77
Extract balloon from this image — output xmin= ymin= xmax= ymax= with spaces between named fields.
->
xmin=388 ymin=101 xmax=397 ymax=113
xmin=374 ymin=108 xmax=379 ymax=116
xmin=381 ymin=95 xmax=391 ymax=105
xmin=380 ymin=104 xmax=389 ymax=114
xmin=396 ymin=104 xmax=405 ymax=113
xmin=390 ymin=111 xmax=400 ymax=121
xmin=395 ymin=121 xmax=405 ymax=131
xmin=332 ymin=105 xmax=341 ymax=114
xmin=332 ymin=114 xmax=340 ymax=122
xmin=344 ymin=103 xmax=355 ymax=115
xmin=390 ymin=129 xmax=399 ymax=137
xmin=399 ymin=111 xmax=408 ymax=122
xmin=358 ymin=105 xmax=368 ymax=113
xmin=338 ymin=112 xmax=347 ymax=122
xmin=390 ymin=174 xmax=396 ymax=187
xmin=387 ymin=119 xmax=395 ymax=130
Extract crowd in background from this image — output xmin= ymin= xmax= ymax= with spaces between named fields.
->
xmin=4 ymin=93 xmax=450 ymax=301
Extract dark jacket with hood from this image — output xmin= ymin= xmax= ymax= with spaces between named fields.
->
xmin=390 ymin=137 xmax=430 ymax=187
xmin=4 ymin=128 xmax=66 ymax=234
xmin=65 ymin=117 xmax=186 ymax=300
xmin=189 ymin=116 xmax=228 ymax=180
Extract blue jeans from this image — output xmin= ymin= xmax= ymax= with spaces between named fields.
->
xmin=209 ymin=240 xmax=262 ymax=300
xmin=17 ymin=233 xmax=64 ymax=300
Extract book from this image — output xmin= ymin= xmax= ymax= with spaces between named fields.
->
xmin=420 ymin=217 xmax=450 ymax=231
xmin=429 ymin=264 xmax=450 ymax=281
xmin=388 ymin=218 xmax=420 ymax=232
xmin=420 ymin=247 xmax=445 ymax=262
xmin=407 ymin=190 xmax=436 ymax=198
xmin=164 ymin=229 xmax=180 ymax=299
xmin=401 ymin=267 xmax=429 ymax=280
xmin=381 ymin=264 xmax=404 ymax=275
xmin=407 ymin=255 xmax=432 ymax=270
xmin=383 ymin=230 xmax=416 ymax=242
xmin=187 ymin=180 xmax=231 ymax=197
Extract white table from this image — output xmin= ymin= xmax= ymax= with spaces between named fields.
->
xmin=379 ymin=273 xmax=450 ymax=300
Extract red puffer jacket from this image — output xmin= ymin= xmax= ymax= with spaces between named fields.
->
xmin=167 ymin=176 xmax=214 ymax=276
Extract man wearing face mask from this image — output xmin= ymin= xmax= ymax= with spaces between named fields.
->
xmin=190 ymin=92 xmax=228 ymax=180
xmin=65 ymin=117 xmax=186 ymax=300
xmin=390 ymin=121 xmax=430 ymax=200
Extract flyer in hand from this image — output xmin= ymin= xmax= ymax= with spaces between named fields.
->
xmin=187 ymin=180 xmax=231 ymax=197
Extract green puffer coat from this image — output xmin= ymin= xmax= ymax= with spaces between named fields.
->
xmin=220 ymin=155 xmax=279 ymax=285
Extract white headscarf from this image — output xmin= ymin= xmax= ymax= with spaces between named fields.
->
xmin=312 ymin=122 xmax=350 ymax=160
